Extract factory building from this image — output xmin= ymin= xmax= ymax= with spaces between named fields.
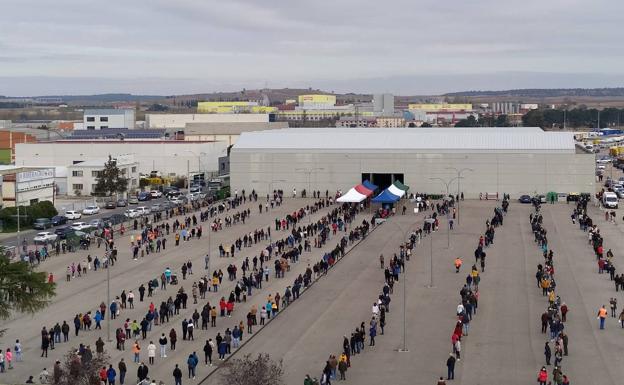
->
xmin=230 ymin=127 xmax=594 ymax=198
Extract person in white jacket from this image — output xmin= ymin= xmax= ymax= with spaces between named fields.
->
xmin=147 ymin=342 xmax=156 ymax=365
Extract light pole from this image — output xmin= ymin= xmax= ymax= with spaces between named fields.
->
xmin=430 ymin=177 xmax=460 ymax=248
xmin=387 ymin=219 xmax=416 ymax=353
xmin=295 ymin=167 xmax=325 ymax=199
xmin=424 ymin=217 xmax=436 ymax=288
xmin=95 ymin=235 xmax=112 ymax=342
xmin=251 ymin=179 xmax=286 ymax=199
xmin=185 ymin=150 xmax=207 ymax=188
xmin=445 ymin=167 xmax=473 ymax=225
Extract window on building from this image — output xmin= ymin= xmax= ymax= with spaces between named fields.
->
xmin=87 ymin=126 xmax=95 ymax=130
xmin=100 ymin=126 xmax=108 ymax=129
xmin=86 ymin=117 xmax=95 ymax=122
xmin=72 ymin=184 xmax=83 ymax=190
xmin=121 ymin=168 xmax=127 ymax=175
xmin=91 ymin=184 xmax=97 ymax=191
xmin=92 ymin=171 xmax=102 ymax=178
xmin=131 ymin=166 xmax=137 ymax=173
xmin=100 ymin=116 xmax=108 ymax=122
xmin=72 ymin=170 xmax=83 ymax=177
xmin=131 ymin=179 xmax=137 ymax=186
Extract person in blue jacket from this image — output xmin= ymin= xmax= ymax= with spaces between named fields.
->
xmin=187 ymin=352 xmax=198 ymax=379
xmin=106 ymin=364 xmax=117 ymax=385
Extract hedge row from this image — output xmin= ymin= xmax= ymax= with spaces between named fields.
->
xmin=0 ymin=201 xmax=58 ymax=228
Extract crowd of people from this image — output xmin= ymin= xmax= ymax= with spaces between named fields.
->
xmin=572 ymin=197 xmax=624 ymax=326
xmin=8 ymin=190 xmax=384 ymax=385
xmin=531 ymin=201 xmax=571 ymax=385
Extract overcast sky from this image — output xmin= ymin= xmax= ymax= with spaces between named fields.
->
xmin=1 ymin=0 xmax=623 ymax=96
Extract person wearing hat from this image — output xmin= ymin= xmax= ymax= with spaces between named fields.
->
xmin=437 ymin=377 xmax=446 ymax=385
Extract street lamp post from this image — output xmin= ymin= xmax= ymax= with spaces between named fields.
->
xmin=295 ymin=168 xmax=324 ymax=222
xmin=445 ymin=167 xmax=473 ymax=226
xmin=430 ymin=177 xmax=460 ymax=248
xmin=387 ymin=219 xmax=415 ymax=353
xmin=94 ymin=235 xmax=112 ymax=342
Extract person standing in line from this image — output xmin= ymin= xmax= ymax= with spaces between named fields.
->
xmin=106 ymin=364 xmax=117 ymax=385
xmin=437 ymin=377 xmax=447 ymax=385
xmin=537 ymin=366 xmax=548 ymax=385
xmin=147 ymin=341 xmax=156 ymax=365
xmin=159 ymin=334 xmax=167 ymax=358
xmin=173 ymin=364 xmax=183 ymax=385
xmin=544 ymin=342 xmax=551 ymax=365
xmin=446 ymin=353 xmax=456 ymax=380
xmin=598 ymin=305 xmax=608 ymax=329
xmin=187 ymin=352 xmax=198 ymax=380
xmin=118 ymin=359 xmax=127 ymax=385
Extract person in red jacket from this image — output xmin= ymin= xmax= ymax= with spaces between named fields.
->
xmin=537 ymin=366 xmax=548 ymax=385
xmin=219 ymin=298 xmax=227 ymax=317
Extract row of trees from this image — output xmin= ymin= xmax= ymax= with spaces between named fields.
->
xmin=455 ymin=115 xmax=510 ymax=127
xmin=0 ymin=201 xmax=57 ymax=229
xmin=522 ymin=107 xmax=624 ymax=129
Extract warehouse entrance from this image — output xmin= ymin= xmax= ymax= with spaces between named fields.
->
xmin=362 ymin=173 xmax=404 ymax=191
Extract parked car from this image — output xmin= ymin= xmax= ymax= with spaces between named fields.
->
xmin=104 ymin=201 xmax=117 ymax=209
xmin=54 ymin=226 xmax=72 ymax=239
xmin=89 ymin=218 xmax=105 ymax=228
xmin=128 ymin=196 xmax=139 ymax=205
xmin=166 ymin=191 xmax=181 ymax=200
xmin=70 ymin=222 xmax=91 ymax=231
xmin=125 ymin=209 xmax=140 ymax=219
xmin=597 ymin=164 xmax=606 ymax=170
xmin=51 ymin=215 xmax=68 ymax=226
xmin=150 ymin=190 xmax=163 ymax=198
xmin=33 ymin=218 xmax=52 ymax=230
xmin=151 ymin=203 xmax=162 ymax=212
xmin=109 ymin=214 xmax=127 ymax=225
xmin=136 ymin=206 xmax=151 ymax=216
xmin=82 ymin=205 xmax=100 ymax=215
xmin=117 ymin=199 xmax=128 ymax=207
xmin=137 ymin=192 xmax=152 ymax=201
xmin=188 ymin=192 xmax=200 ymax=201
xmin=64 ymin=210 xmax=82 ymax=220
xmin=518 ymin=195 xmax=532 ymax=204
xmin=34 ymin=231 xmax=58 ymax=244
xmin=170 ymin=197 xmax=184 ymax=205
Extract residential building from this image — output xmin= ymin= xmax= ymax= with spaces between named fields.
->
xmin=82 ymin=109 xmax=136 ymax=130
xmin=67 ymin=154 xmax=139 ymax=197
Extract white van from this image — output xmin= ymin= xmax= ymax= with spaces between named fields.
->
xmin=603 ymin=192 xmax=619 ymax=209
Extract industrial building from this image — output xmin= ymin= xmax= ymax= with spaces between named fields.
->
xmin=145 ymin=113 xmax=272 ymax=129
xmin=67 ymin=154 xmax=139 ymax=197
xmin=82 ymin=109 xmax=136 ymax=130
xmin=15 ymin=140 xmax=228 ymax=178
xmin=230 ymin=127 xmax=594 ymax=198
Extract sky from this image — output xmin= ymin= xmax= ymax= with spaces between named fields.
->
xmin=1 ymin=0 xmax=624 ymax=96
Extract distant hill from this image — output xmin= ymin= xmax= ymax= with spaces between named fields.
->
xmin=444 ymin=88 xmax=624 ymax=98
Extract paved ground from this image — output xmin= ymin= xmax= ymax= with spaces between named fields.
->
xmin=205 ymin=201 xmax=624 ymax=385
xmin=0 ymin=197 xmax=374 ymax=384
xmin=3 ymin=198 xmax=624 ymax=385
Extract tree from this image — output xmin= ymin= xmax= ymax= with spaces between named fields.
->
xmin=52 ymin=349 xmax=109 ymax=385
xmin=93 ymin=156 xmax=129 ymax=197
xmin=219 ymin=354 xmax=284 ymax=385
xmin=455 ymin=115 xmax=478 ymax=127
xmin=0 ymin=252 xmax=56 ymax=321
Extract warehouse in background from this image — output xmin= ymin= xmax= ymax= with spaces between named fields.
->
xmin=230 ymin=127 xmax=595 ymax=198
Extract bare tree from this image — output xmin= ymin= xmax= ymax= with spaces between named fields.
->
xmin=219 ymin=354 xmax=284 ymax=385
xmin=52 ymin=349 xmax=109 ymax=385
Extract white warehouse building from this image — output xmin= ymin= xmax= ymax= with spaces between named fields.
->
xmin=230 ymin=127 xmax=595 ymax=198
xmin=15 ymin=140 xmax=229 ymax=177
xmin=82 ymin=109 xmax=136 ymax=130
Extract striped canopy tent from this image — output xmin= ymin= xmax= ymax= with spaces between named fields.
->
xmin=337 ymin=184 xmax=373 ymax=203
xmin=354 ymin=184 xmax=373 ymax=197
xmin=393 ymin=180 xmax=409 ymax=191
xmin=371 ymin=189 xmax=401 ymax=203
xmin=387 ymin=183 xmax=406 ymax=198
xmin=362 ymin=180 xmax=378 ymax=192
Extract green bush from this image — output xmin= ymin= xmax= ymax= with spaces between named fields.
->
xmin=0 ymin=201 xmax=58 ymax=229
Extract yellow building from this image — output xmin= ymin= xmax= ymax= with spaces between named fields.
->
xmin=298 ymin=94 xmax=336 ymax=106
xmin=197 ymin=101 xmax=276 ymax=114
xmin=408 ymin=103 xmax=473 ymax=111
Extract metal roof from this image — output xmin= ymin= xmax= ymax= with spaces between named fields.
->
xmin=84 ymin=109 xmax=133 ymax=115
xmin=233 ymin=127 xmax=575 ymax=153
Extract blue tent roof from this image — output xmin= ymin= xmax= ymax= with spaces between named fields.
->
xmin=372 ymin=189 xmax=400 ymax=203
xmin=362 ymin=180 xmax=378 ymax=191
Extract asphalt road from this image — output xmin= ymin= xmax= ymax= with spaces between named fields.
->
xmin=1 ymin=197 xmax=169 ymax=248
xmin=3 ymin=199 xmax=624 ymax=385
